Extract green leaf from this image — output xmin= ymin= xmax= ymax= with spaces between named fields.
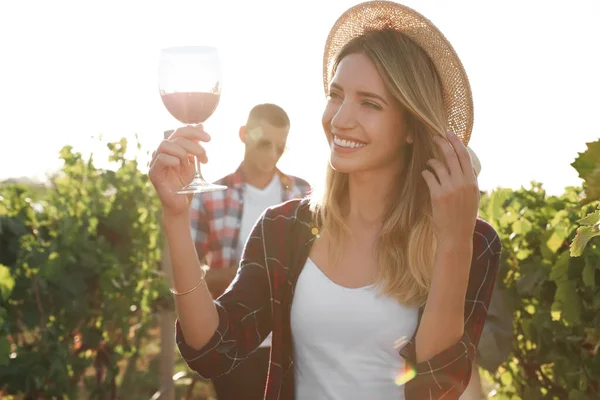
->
xmin=517 ymin=264 xmax=546 ymax=295
xmin=550 ymin=252 xmax=570 ymax=282
xmin=500 ymin=370 xmax=513 ymax=386
xmin=577 ymin=209 xmax=600 ymax=226
xmin=500 ymin=211 xmax=519 ymax=228
xmin=512 ymin=218 xmax=533 ymax=235
xmin=0 ymin=264 xmax=15 ymax=300
xmin=547 ymin=232 xmax=566 ymax=253
xmin=571 ymin=138 xmax=600 ymax=204
xmin=553 ymin=280 xmax=582 ymax=325
xmin=582 ymin=263 xmax=595 ymax=288
xmin=516 ymin=248 xmax=533 ymax=260
xmin=570 ymin=225 xmax=600 ymax=257
xmin=486 ymin=189 xmax=512 ymax=224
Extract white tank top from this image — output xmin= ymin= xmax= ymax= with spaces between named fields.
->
xmin=291 ymin=258 xmax=419 ymax=399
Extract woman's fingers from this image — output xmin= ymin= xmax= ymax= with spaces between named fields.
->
xmin=167 ymin=125 xmax=211 ymax=143
xmin=150 ymin=137 xmax=207 ymax=168
xmin=171 ymin=137 xmax=208 ymax=163
xmin=433 ymin=132 xmax=476 ymax=183
xmin=153 ymin=153 xmax=181 ymax=169
xmin=421 ymin=169 xmax=441 ymax=198
xmin=426 ymin=158 xmax=450 ymax=185
xmin=433 ymin=135 xmax=462 ymax=179
xmin=152 ymin=140 xmax=189 ymax=168
xmin=446 ymin=131 xmax=475 ymax=180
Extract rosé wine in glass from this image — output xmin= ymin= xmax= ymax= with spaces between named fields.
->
xmin=160 ymin=92 xmax=220 ymax=126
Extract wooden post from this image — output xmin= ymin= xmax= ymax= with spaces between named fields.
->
xmin=159 ymin=129 xmax=176 ymax=400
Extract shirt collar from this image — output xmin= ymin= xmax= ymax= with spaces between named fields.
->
xmin=231 ymin=162 xmax=292 ymax=192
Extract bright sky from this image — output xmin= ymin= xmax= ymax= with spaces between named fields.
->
xmin=1 ymin=0 xmax=599 ymax=195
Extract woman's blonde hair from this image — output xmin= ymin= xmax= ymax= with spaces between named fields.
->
xmin=310 ymin=29 xmax=448 ymax=306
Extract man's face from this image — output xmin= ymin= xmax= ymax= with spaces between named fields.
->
xmin=242 ymin=119 xmax=289 ymax=174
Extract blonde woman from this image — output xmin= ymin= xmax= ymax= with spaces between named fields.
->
xmin=149 ymin=1 xmax=502 ymax=399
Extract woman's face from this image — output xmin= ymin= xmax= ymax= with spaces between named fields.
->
xmin=322 ymin=52 xmax=412 ymax=175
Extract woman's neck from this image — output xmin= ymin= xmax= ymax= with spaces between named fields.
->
xmin=346 ymin=168 xmax=400 ymax=228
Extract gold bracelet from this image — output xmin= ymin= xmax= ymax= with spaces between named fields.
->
xmin=170 ymin=268 xmax=207 ymax=296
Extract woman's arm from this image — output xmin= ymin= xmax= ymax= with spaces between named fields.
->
xmin=175 ymin=208 xmax=275 ymax=378
xmin=149 ymin=125 xmax=273 ymax=378
xmin=401 ymin=220 xmax=502 ymax=399
xmin=415 ymin=239 xmax=472 ymax=363
xmin=164 ymin=214 xmax=219 ymax=350
xmin=407 ymin=130 xmax=495 ymax=397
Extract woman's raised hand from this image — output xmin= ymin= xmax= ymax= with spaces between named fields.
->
xmin=149 ymin=125 xmax=211 ymax=218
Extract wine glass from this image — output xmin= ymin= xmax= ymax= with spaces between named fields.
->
xmin=158 ymin=46 xmax=227 ymax=194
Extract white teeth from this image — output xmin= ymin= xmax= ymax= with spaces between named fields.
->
xmin=333 ymin=135 xmax=366 ymax=149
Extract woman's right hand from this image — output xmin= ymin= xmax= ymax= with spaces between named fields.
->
xmin=149 ymin=125 xmax=211 ymax=218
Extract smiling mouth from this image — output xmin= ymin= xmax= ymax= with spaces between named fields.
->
xmin=333 ymin=135 xmax=366 ymax=149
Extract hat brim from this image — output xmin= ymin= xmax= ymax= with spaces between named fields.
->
xmin=323 ymin=1 xmax=473 ymax=145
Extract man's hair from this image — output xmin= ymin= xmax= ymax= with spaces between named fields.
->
xmin=246 ymin=103 xmax=290 ymax=129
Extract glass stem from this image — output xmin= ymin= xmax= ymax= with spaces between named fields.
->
xmin=193 ymin=156 xmax=205 ymax=181
xmin=187 ymin=123 xmax=206 ymax=183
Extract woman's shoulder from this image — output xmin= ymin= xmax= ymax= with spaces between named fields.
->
xmin=262 ymin=197 xmax=312 ymax=225
xmin=258 ymin=198 xmax=314 ymax=249
xmin=473 ymin=217 xmax=503 ymax=258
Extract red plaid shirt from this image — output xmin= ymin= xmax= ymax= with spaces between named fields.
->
xmin=177 ymin=198 xmax=502 ymax=399
xmin=189 ymin=165 xmax=311 ymax=270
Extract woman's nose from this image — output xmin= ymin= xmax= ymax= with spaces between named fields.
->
xmin=331 ymin=100 xmax=356 ymax=130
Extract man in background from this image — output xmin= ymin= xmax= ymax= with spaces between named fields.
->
xmin=189 ymin=103 xmax=311 ymax=400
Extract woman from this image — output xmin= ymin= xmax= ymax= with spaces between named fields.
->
xmin=149 ymin=2 xmax=502 ymax=399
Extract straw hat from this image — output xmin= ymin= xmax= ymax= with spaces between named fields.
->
xmin=323 ymin=1 xmax=473 ymax=145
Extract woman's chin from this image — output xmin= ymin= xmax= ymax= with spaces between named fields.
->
xmin=329 ymin=155 xmax=363 ymax=174
xmin=329 ymin=152 xmax=400 ymax=176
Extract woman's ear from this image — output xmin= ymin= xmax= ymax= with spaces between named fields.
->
xmin=239 ymin=126 xmax=247 ymax=143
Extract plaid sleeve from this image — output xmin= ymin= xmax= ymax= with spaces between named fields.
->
xmin=400 ymin=219 xmax=502 ymax=399
xmin=176 ymin=207 xmax=274 ymax=378
xmin=189 ymin=193 xmax=210 ymax=262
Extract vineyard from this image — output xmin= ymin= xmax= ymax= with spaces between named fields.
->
xmin=1 ymin=138 xmax=599 ymax=399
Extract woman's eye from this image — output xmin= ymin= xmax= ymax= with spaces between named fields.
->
xmin=363 ymin=101 xmax=381 ymax=110
xmin=328 ymin=92 xmax=341 ymax=100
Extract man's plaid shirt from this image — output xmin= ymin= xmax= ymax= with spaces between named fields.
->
xmin=189 ymin=165 xmax=311 ymax=270
xmin=178 ymin=198 xmax=502 ymax=399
